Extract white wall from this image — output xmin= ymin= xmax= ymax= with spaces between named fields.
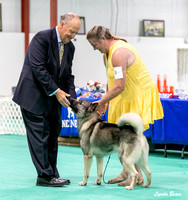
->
xmin=1 ymin=0 xmax=186 ymax=37
xmin=30 ymin=0 xmax=50 ymax=32
xmin=0 ymin=0 xmax=188 ymax=95
xmin=0 ymin=0 xmax=21 ymax=32
xmin=72 ymin=35 xmax=185 ymax=89
xmin=0 ymin=33 xmax=185 ymax=95
xmin=0 ymin=33 xmax=25 ymax=95
xmin=123 ymin=37 xmax=185 ymax=88
xmin=57 ymin=0 xmax=188 ymax=38
xmin=72 ymin=36 xmax=107 ymax=87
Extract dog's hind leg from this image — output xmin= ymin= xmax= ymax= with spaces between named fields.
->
xmin=123 ymin=163 xmax=138 ymax=190
xmin=80 ymin=154 xmax=93 ymax=186
xmin=139 ymin=162 xmax=151 ymax=188
xmin=142 ymin=166 xmax=151 ymax=188
xmin=94 ymin=156 xmax=103 ymax=185
xmin=135 ymin=165 xmax=144 ymax=185
xmin=138 ymin=145 xmax=152 ymax=188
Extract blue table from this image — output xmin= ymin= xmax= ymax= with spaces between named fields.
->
xmin=59 ymin=97 xmax=188 ymax=158
xmin=60 ymin=98 xmax=188 ymax=146
xmin=150 ymin=98 xmax=188 ymax=145
xmin=145 ymin=98 xmax=188 ymax=158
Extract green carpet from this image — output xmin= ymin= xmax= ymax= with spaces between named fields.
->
xmin=0 ymin=135 xmax=187 ymax=200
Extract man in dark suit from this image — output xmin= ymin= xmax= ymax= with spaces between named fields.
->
xmin=13 ymin=13 xmax=80 ymax=187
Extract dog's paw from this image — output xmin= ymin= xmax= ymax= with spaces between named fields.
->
xmin=125 ymin=186 xmax=134 ymax=190
xmin=94 ymin=181 xmax=101 ymax=185
xmin=79 ymin=182 xmax=87 ymax=186
xmin=143 ymin=184 xmax=150 ymax=188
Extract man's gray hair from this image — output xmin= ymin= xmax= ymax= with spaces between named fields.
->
xmin=61 ymin=13 xmax=80 ymax=23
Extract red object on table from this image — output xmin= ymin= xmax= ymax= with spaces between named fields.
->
xmin=163 ymin=75 xmax=168 ymax=92
xmin=157 ymin=74 xmax=161 ymax=92
xmin=169 ymin=86 xmax=174 ymax=96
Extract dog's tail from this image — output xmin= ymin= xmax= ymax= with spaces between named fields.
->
xmin=117 ymin=113 xmax=144 ymax=135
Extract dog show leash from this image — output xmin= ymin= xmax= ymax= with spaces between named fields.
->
xmin=102 ymin=155 xmax=111 ymax=184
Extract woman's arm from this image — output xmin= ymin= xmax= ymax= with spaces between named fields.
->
xmin=97 ymin=48 xmax=135 ymax=114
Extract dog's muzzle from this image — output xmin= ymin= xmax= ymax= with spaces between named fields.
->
xmin=67 ymin=96 xmax=75 ymax=103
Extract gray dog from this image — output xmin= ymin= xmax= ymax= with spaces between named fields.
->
xmin=69 ymin=98 xmax=151 ymax=190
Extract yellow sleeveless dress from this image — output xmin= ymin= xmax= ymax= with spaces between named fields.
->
xmin=105 ymin=40 xmax=163 ymax=130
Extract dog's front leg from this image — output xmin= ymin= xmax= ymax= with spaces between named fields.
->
xmin=94 ymin=156 xmax=103 ymax=185
xmin=80 ymin=154 xmax=93 ymax=186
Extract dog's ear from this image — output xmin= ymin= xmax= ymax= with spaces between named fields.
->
xmin=87 ymin=102 xmax=98 ymax=112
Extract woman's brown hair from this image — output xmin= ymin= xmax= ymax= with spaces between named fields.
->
xmin=86 ymin=25 xmax=127 ymax=42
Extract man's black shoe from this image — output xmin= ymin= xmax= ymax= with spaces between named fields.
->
xmin=57 ymin=177 xmax=71 ymax=185
xmin=36 ymin=176 xmax=69 ymax=187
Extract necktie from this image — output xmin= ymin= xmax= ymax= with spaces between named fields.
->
xmin=59 ymin=42 xmax=64 ymax=65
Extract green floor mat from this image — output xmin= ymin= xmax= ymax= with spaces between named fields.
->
xmin=0 ymin=135 xmax=187 ymax=200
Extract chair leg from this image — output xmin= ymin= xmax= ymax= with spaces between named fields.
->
xmin=164 ymin=144 xmax=167 ymax=158
xmin=181 ymin=145 xmax=185 ymax=159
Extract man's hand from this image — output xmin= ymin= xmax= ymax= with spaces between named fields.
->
xmin=55 ymin=89 xmax=70 ymax=107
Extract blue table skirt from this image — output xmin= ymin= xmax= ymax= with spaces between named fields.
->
xmin=150 ymin=98 xmax=188 ymax=145
xmin=60 ymin=98 xmax=188 ymax=145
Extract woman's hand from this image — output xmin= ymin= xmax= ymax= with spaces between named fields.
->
xmin=95 ymin=101 xmax=108 ymax=116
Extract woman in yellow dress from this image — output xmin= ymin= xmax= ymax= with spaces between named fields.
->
xmin=86 ymin=25 xmax=163 ymax=186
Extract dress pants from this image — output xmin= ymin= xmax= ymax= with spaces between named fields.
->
xmin=21 ymin=103 xmax=62 ymax=178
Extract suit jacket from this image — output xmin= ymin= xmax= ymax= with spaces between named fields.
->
xmin=13 ymin=27 xmax=76 ymax=115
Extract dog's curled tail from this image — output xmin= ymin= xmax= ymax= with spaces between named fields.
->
xmin=118 ymin=113 xmax=144 ymax=135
